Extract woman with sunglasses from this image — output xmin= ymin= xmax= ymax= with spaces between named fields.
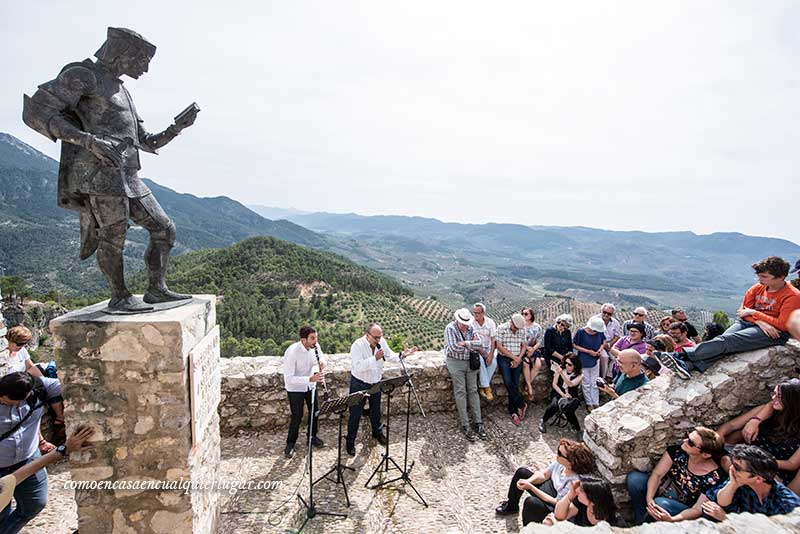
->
xmin=496 ymin=439 xmax=595 ymax=525
xmin=544 ymin=476 xmax=622 ymax=526
xmin=625 ymin=426 xmax=725 ymax=524
xmin=520 ymin=308 xmax=544 ymax=401
xmin=543 ymin=314 xmax=574 ymax=367
xmin=539 ymin=355 xmax=583 ymax=436
xmin=657 ymin=316 xmax=674 ymax=336
xmin=717 ymin=378 xmax=800 ymax=494
xmin=1 ymin=327 xmax=41 ymax=378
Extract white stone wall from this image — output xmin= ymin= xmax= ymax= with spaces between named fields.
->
xmin=520 ymin=509 xmax=800 ymax=533
xmin=219 ymin=350 xmax=551 ymax=431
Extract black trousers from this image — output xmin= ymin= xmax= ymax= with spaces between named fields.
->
xmin=346 ymin=375 xmax=382 ymax=443
xmin=286 ymin=389 xmax=319 ymax=446
xmin=542 ymin=395 xmax=581 ymax=431
xmin=506 ymin=466 xmax=558 ymax=525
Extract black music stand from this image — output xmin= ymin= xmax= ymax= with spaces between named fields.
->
xmin=296 ymin=391 xmax=347 ymax=532
xmin=312 ymin=391 xmax=364 ymax=507
xmin=364 ymin=375 xmax=425 ymax=505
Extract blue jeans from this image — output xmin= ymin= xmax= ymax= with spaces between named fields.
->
xmin=346 ymin=375 xmax=383 ymax=443
xmin=497 ymin=356 xmax=524 ymax=415
xmin=479 ymin=351 xmax=498 ymax=388
xmin=681 ymin=319 xmax=790 ymax=372
xmin=0 ymin=451 xmax=49 ymax=534
xmin=626 ymin=471 xmax=689 ymax=525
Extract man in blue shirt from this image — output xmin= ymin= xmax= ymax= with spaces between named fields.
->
xmin=598 ymin=349 xmax=648 ymax=400
xmin=703 ymin=445 xmax=800 ymax=521
xmin=0 ymin=372 xmax=63 ymax=534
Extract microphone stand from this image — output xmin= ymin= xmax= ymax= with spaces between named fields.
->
xmin=398 ymin=350 xmax=425 ymax=418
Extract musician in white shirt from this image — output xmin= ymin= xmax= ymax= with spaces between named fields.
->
xmin=345 ymin=324 xmax=416 ymax=456
xmin=282 ymin=325 xmax=326 ymax=459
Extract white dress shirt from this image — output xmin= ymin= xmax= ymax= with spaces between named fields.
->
xmin=350 ymin=336 xmax=400 ymax=385
xmin=283 ymin=340 xmax=325 ymax=392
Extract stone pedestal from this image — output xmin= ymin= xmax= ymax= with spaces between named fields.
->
xmin=50 ymin=296 xmax=221 ymax=534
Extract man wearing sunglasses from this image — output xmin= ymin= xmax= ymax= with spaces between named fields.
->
xmin=700 ymin=445 xmax=800 ymax=521
xmin=622 ymin=307 xmax=657 ymax=341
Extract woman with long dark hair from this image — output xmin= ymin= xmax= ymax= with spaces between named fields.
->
xmin=545 ymin=476 xmax=621 ymax=526
xmin=538 ymin=355 xmax=583 ymax=436
xmin=717 ymin=378 xmax=800 ymax=493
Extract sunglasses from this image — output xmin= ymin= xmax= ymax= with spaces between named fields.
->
xmin=557 ymin=448 xmax=567 ymax=459
xmin=633 ymin=313 xmax=645 ymax=317
xmin=731 ymin=462 xmax=752 ymax=475
xmin=602 ymin=311 xmax=613 ymax=316
xmin=685 ymin=433 xmax=701 ymax=449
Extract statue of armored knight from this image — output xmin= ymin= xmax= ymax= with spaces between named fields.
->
xmin=23 ymin=27 xmax=199 ymax=312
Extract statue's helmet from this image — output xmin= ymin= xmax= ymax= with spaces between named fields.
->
xmin=94 ymin=27 xmax=156 ymax=64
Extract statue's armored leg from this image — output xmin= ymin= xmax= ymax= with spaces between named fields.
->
xmin=131 ymin=194 xmax=191 ymax=304
xmin=91 ymin=196 xmax=154 ymax=312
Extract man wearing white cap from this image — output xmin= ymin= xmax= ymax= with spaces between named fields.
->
xmin=444 ymin=309 xmax=487 ymax=441
xmin=573 ymin=316 xmax=607 ymax=412
xmin=495 ymin=313 xmax=529 ymax=426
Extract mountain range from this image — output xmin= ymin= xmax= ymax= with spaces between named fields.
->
xmin=2 ymin=131 xmax=798 ymax=317
xmin=0 ymin=133 xmax=325 ymax=295
xmin=248 ymin=210 xmax=800 ymax=313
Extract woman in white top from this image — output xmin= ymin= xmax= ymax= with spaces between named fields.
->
xmin=3 ymin=326 xmax=65 ymax=452
xmin=496 ymin=438 xmax=596 ymax=525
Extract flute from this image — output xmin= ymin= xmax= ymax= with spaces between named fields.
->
xmin=313 ymin=345 xmax=329 ymax=400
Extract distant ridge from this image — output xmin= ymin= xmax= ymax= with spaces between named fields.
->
xmin=0 ymin=133 xmax=328 ymax=295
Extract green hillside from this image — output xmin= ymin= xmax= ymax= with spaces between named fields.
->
xmin=146 ymin=236 xmax=450 ymax=356
xmin=0 ymin=133 xmax=327 ymax=295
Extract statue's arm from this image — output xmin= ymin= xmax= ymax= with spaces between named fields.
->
xmin=23 ymin=65 xmax=122 ymax=167
xmin=138 ymin=102 xmax=199 ymax=152
xmin=138 ymin=121 xmax=181 ymax=153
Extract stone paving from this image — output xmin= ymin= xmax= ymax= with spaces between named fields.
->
xmin=25 ymin=402 xmax=580 ymax=533
xmin=216 ymin=403 xmax=580 ymax=534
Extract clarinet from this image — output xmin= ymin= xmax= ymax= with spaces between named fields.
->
xmin=313 ymin=345 xmax=330 ymax=400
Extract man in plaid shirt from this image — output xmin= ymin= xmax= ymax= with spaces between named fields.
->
xmin=495 ymin=313 xmax=529 ymax=426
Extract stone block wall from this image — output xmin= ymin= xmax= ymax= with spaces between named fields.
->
xmin=584 ymin=340 xmax=800 ymax=505
xmin=220 ymin=350 xmax=551 ymax=431
xmin=50 ymin=296 xmax=221 ymax=534
xmin=520 ymin=509 xmax=800 ymax=533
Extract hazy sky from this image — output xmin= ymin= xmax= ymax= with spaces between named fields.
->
xmin=2 ymin=1 xmax=798 ymax=243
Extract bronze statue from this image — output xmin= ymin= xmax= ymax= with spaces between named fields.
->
xmin=23 ymin=27 xmax=199 ymax=312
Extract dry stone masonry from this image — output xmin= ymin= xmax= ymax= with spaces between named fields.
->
xmin=50 ymin=296 xmax=221 ymax=534
xmin=219 ymin=350 xmax=551 ymax=431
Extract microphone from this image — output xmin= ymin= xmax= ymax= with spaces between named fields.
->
xmin=376 ymin=342 xmax=385 ymax=360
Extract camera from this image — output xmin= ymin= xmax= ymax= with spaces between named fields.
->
xmin=595 ymin=377 xmax=607 ymax=388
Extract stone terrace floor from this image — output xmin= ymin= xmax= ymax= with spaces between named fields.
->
xmin=32 ymin=403 xmax=583 ymax=533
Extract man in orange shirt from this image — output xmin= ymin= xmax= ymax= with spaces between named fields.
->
xmin=657 ymin=257 xmax=800 ymax=377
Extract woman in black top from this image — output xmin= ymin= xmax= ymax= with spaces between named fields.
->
xmin=539 ymin=355 xmax=583 ymax=435
xmin=545 ymin=476 xmax=622 ymax=527
xmin=718 ymin=378 xmax=800 ymax=493
xmin=543 ymin=314 xmax=574 ymax=367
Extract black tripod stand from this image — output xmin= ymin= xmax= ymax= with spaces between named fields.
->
xmin=312 ymin=391 xmax=364 ymax=507
xmin=296 ymin=390 xmax=347 ymax=532
xmin=364 ymin=375 xmax=427 ymax=506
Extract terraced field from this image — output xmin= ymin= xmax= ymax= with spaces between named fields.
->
xmin=334 ymin=293 xmax=451 ymax=350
